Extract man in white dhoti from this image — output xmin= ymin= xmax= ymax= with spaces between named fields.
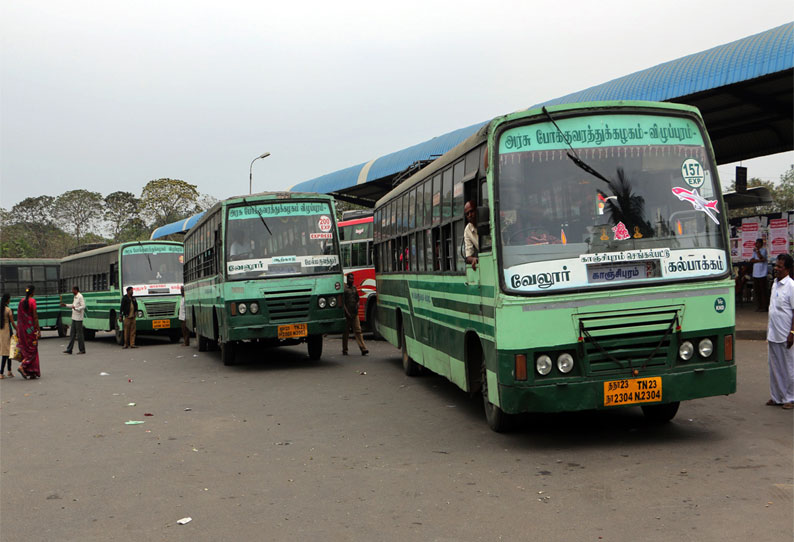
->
xmin=766 ymin=253 xmax=794 ymax=409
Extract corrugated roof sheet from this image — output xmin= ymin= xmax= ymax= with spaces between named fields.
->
xmin=149 ymin=212 xmax=205 ymax=240
xmin=290 ymin=22 xmax=793 ymax=195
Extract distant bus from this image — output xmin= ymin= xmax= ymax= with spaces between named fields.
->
xmin=183 ymin=192 xmax=346 ymax=365
xmin=374 ymin=101 xmax=736 ymax=431
xmin=60 ymin=242 xmax=184 ymax=342
xmin=0 ymin=258 xmax=65 ymax=336
xmin=338 ymin=210 xmax=379 ymax=336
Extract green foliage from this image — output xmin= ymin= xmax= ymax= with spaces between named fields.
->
xmin=104 ymin=191 xmax=141 ymax=241
xmin=139 ymin=178 xmax=201 ymax=228
xmin=54 ymin=190 xmax=104 ymax=247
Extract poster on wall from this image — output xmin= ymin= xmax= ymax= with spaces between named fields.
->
xmin=768 ymin=218 xmax=789 ymax=256
xmin=740 ymin=221 xmax=760 ymax=261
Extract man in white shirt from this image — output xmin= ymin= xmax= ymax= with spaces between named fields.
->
xmin=766 ymin=254 xmax=794 ymax=409
xmin=178 ymin=286 xmax=189 ymax=346
xmin=62 ymin=286 xmax=86 ymax=355
xmin=464 ymin=200 xmax=479 ymax=270
xmin=750 ymin=238 xmax=769 ymax=312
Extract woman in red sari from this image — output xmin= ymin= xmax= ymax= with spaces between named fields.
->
xmin=17 ymin=285 xmax=41 ymax=379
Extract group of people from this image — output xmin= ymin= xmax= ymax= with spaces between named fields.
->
xmin=0 ymin=286 xmax=42 ymax=380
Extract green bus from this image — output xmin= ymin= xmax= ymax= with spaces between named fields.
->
xmin=373 ymin=101 xmax=736 ymax=431
xmin=0 ymin=258 xmax=66 ymax=336
xmin=183 ymin=192 xmax=346 ymax=365
xmin=60 ymin=242 xmax=184 ymax=342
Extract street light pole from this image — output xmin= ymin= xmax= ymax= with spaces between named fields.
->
xmin=249 ymin=152 xmax=271 ymax=194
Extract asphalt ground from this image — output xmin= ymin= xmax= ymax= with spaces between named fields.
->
xmin=0 ymin=331 xmax=791 ymax=542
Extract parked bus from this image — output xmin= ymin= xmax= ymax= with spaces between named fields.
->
xmin=338 ymin=210 xmax=379 ymax=337
xmin=0 ymin=258 xmax=66 ymax=336
xmin=183 ymin=192 xmax=346 ymax=365
xmin=374 ymin=101 xmax=736 ymax=431
xmin=60 ymin=242 xmax=184 ymax=342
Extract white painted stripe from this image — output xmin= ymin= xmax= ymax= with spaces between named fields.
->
xmin=356 ymin=159 xmax=377 ymax=185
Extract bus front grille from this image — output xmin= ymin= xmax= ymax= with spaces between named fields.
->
xmin=266 ymin=295 xmax=311 ymax=322
xmin=578 ymin=309 xmax=679 ymax=375
xmin=144 ymin=301 xmax=177 ymax=318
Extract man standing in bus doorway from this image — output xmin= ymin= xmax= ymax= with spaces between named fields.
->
xmin=464 ymin=200 xmax=479 ymax=270
xmin=766 ymin=254 xmax=794 ymax=409
xmin=179 ymin=286 xmax=189 ymax=347
xmin=120 ymin=287 xmax=138 ymax=349
xmin=342 ymin=273 xmax=368 ymax=356
xmin=61 ymin=286 xmax=85 ymax=355
xmin=750 ymin=238 xmax=769 ymax=311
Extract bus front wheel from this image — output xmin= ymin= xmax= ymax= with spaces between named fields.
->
xmin=367 ymin=302 xmax=382 ymax=340
xmin=307 ymin=335 xmax=323 ymax=360
xmin=221 ymin=341 xmax=236 ymax=366
xmin=198 ymin=334 xmax=208 ymax=352
xmin=114 ymin=321 xmax=124 ymax=346
xmin=641 ymin=401 xmax=680 ymax=423
xmin=400 ymin=325 xmax=420 ymax=376
xmin=56 ymin=316 xmax=67 ymax=338
xmin=482 ymin=362 xmax=511 ymax=432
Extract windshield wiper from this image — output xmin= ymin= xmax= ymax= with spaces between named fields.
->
xmin=136 ymin=241 xmax=153 ymax=270
xmin=241 ymin=198 xmax=272 ymax=236
xmin=541 ymin=106 xmax=612 ymax=185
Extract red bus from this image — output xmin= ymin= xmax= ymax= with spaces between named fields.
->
xmin=338 ymin=211 xmax=379 ymax=337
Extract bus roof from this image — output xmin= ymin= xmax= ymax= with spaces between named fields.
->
xmin=0 ymin=258 xmax=61 ymax=265
xmin=60 ymin=240 xmax=183 ymax=263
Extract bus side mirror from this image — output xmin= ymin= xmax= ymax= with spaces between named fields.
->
xmin=477 ymin=206 xmax=492 ymax=252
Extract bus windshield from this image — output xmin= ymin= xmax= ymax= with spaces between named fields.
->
xmin=496 ymin=113 xmax=727 ymax=294
xmin=226 ymin=201 xmax=340 ymax=279
xmin=121 ymin=245 xmax=184 ymax=294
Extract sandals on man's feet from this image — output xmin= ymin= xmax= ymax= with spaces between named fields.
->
xmin=782 ymin=403 xmax=794 ymax=410
xmin=766 ymin=399 xmax=781 ymax=406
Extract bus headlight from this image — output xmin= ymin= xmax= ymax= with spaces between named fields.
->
xmin=318 ymin=297 xmax=327 ymax=309
xmin=679 ymin=341 xmax=694 ymax=361
xmin=698 ymin=338 xmax=713 ymax=358
xmin=249 ymin=302 xmax=259 ymax=314
xmin=328 ymin=296 xmax=337 ymax=308
xmin=136 ymin=310 xmax=144 ymax=318
xmin=536 ymin=355 xmax=552 ymax=376
xmin=557 ymin=353 xmax=574 ymax=374
xmin=238 ymin=303 xmax=247 ymax=315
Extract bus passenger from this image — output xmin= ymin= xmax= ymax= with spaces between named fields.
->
xmin=0 ymin=293 xmax=16 ymax=378
xmin=342 ymin=273 xmax=368 ymax=356
xmin=464 ymin=200 xmax=479 ymax=270
xmin=120 ymin=286 xmax=138 ymax=349
xmin=229 ymin=229 xmax=250 ymax=260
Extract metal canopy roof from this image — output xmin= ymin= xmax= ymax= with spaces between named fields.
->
xmin=149 ymin=212 xmax=205 ymax=240
xmin=290 ymin=22 xmax=793 ymax=207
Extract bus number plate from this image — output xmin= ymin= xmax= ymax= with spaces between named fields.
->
xmin=153 ymin=319 xmax=171 ymax=329
xmin=278 ymin=323 xmax=307 ymax=339
xmin=603 ymin=377 xmax=661 ymax=406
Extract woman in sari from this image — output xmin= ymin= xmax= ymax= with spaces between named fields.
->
xmin=16 ymin=285 xmax=40 ymax=379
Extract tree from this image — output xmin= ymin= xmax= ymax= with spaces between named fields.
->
xmin=54 ymin=190 xmax=104 ymax=247
xmin=772 ymin=164 xmax=794 ymax=211
xmin=5 ymin=196 xmax=68 ymax=257
xmin=104 ymin=191 xmax=141 ymax=241
xmin=139 ymin=178 xmax=200 ymax=229
xmin=11 ymin=195 xmax=56 ymax=226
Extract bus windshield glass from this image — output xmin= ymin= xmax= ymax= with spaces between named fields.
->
xmin=226 ymin=201 xmax=340 ymax=279
xmin=121 ymin=244 xmax=184 ymax=294
xmin=496 ymin=113 xmax=727 ymax=294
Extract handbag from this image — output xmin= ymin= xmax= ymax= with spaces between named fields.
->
xmin=10 ymin=334 xmax=22 ymax=361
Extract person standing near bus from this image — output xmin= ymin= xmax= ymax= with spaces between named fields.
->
xmin=750 ymin=238 xmax=769 ymax=312
xmin=120 ymin=287 xmax=138 ymax=349
xmin=62 ymin=286 xmax=86 ymax=355
xmin=178 ymin=286 xmax=189 ymax=346
xmin=16 ymin=286 xmax=41 ymax=379
xmin=342 ymin=273 xmax=368 ymax=356
xmin=767 ymin=254 xmax=794 ymax=409
xmin=0 ymin=293 xmax=16 ymax=378
xmin=464 ymin=200 xmax=479 ymax=270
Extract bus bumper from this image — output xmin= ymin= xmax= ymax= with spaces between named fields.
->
xmin=134 ymin=318 xmax=181 ymax=333
xmin=498 ymin=364 xmax=737 ymax=414
xmin=227 ymin=317 xmax=346 ymax=342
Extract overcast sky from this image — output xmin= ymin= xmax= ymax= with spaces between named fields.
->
xmin=1 ymin=1 xmax=792 ymax=211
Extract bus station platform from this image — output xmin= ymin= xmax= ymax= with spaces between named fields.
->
xmin=736 ymin=303 xmax=767 ymax=341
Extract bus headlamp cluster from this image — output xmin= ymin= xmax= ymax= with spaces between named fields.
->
xmin=535 ymin=353 xmax=575 ymax=376
xmin=317 ymin=296 xmax=339 ymax=309
xmin=231 ymin=301 xmax=260 ymax=316
xmin=136 ymin=310 xmax=144 ymax=318
xmin=678 ymin=338 xmax=714 ymax=361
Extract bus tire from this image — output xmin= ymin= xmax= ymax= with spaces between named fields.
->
xmin=641 ymin=401 xmax=680 ymax=423
xmin=221 ymin=341 xmax=236 ymax=366
xmin=56 ymin=316 xmax=67 ymax=338
xmin=367 ymin=301 xmax=382 ymax=340
xmin=482 ymin=361 xmax=511 ymax=432
xmin=400 ymin=324 xmax=420 ymax=376
xmin=113 ymin=317 xmax=124 ymax=346
xmin=198 ymin=334 xmax=208 ymax=352
xmin=169 ymin=332 xmax=180 ymax=343
xmin=307 ymin=335 xmax=323 ymax=360
xmin=84 ymin=329 xmax=96 ymax=341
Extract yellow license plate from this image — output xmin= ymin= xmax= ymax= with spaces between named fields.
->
xmin=603 ymin=377 xmax=662 ymax=406
xmin=153 ymin=319 xmax=171 ymax=329
xmin=278 ymin=323 xmax=307 ymax=339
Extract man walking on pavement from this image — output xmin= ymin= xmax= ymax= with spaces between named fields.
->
xmin=767 ymin=254 xmax=794 ymax=409
xmin=179 ymin=286 xmax=190 ymax=346
xmin=342 ymin=273 xmax=368 ymax=356
xmin=62 ymin=286 xmax=86 ymax=355
xmin=120 ymin=286 xmax=138 ymax=349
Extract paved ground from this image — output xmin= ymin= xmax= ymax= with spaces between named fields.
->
xmin=0 ymin=330 xmax=790 ymax=542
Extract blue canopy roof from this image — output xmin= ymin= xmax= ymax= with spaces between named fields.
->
xmin=149 ymin=212 xmax=205 ymax=240
xmin=290 ymin=22 xmax=793 ymax=197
